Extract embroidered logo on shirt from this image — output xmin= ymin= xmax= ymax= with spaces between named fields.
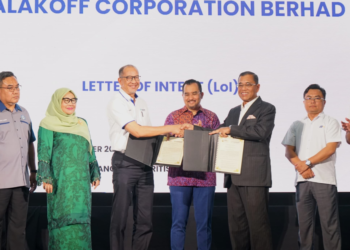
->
xmin=20 ymin=115 xmax=26 ymax=120
xmin=319 ymin=125 xmax=324 ymax=128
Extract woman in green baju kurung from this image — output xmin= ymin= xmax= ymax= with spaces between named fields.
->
xmin=37 ymin=88 xmax=101 ymax=250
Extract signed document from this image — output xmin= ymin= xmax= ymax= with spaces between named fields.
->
xmin=155 ymin=137 xmax=184 ymax=166
xmin=215 ymin=136 xmax=244 ymax=174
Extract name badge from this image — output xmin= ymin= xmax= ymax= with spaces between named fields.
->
xmin=140 ymin=109 xmax=146 ymax=117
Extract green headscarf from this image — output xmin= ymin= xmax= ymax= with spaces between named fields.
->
xmin=39 ymin=88 xmax=92 ymax=154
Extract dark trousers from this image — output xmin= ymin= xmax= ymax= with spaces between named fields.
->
xmin=227 ymin=184 xmax=272 ymax=250
xmin=0 ymin=187 xmax=29 ymax=250
xmin=296 ymin=182 xmax=341 ymax=250
xmin=110 ymin=152 xmax=154 ymax=250
xmin=170 ymin=186 xmax=215 ymax=250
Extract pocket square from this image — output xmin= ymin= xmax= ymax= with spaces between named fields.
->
xmin=247 ymin=115 xmax=256 ymax=120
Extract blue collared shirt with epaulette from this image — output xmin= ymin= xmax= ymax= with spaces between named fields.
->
xmin=0 ymin=100 xmax=36 ymax=189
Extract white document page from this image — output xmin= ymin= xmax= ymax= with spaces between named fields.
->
xmin=156 ymin=137 xmax=184 ymax=166
xmin=215 ymin=136 xmax=244 ymax=174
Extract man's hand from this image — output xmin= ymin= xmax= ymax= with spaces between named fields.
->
xmin=195 ymin=120 xmax=202 ymax=127
xmin=29 ymin=173 xmax=37 ymax=193
xmin=43 ymin=182 xmax=53 ymax=194
xmin=172 ymin=124 xmax=185 ymax=137
xmin=167 ymin=121 xmax=202 ymax=140
xmin=166 ymin=124 xmax=185 ymax=139
xmin=180 ymin=123 xmax=194 ymax=130
xmin=92 ymin=180 xmax=100 ymax=190
xmin=301 ymin=168 xmax=315 ymax=179
xmin=341 ymin=118 xmax=350 ymax=131
xmin=209 ymin=127 xmax=231 ymax=137
xmin=295 ymin=161 xmax=315 ymax=179
xmin=294 ymin=161 xmax=309 ymax=174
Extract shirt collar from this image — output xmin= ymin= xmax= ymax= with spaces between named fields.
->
xmin=304 ymin=112 xmax=324 ymax=121
xmin=119 ymin=88 xmax=138 ymax=103
xmin=179 ymin=105 xmax=207 ymax=116
xmin=241 ymin=96 xmax=259 ymax=110
xmin=0 ymin=100 xmax=21 ymax=112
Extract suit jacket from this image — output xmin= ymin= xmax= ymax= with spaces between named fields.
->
xmin=194 ymin=97 xmax=276 ymax=187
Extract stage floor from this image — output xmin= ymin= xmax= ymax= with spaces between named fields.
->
xmin=3 ymin=193 xmax=350 ymax=250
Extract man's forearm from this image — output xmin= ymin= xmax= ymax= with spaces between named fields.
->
xmin=285 ymin=146 xmax=310 ymax=174
xmin=285 ymin=148 xmax=301 ymax=166
xmin=138 ymin=126 xmax=174 ymax=137
xmin=28 ymin=143 xmax=36 ymax=171
xmin=308 ymin=143 xmax=337 ymax=165
xmin=127 ymin=123 xmax=177 ymax=138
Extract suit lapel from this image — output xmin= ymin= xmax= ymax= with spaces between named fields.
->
xmin=231 ymin=107 xmax=240 ymax=125
xmin=240 ymin=97 xmax=262 ymax=126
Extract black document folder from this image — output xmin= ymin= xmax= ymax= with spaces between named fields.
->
xmin=124 ymin=135 xmax=163 ymax=167
xmin=124 ymin=135 xmax=182 ymax=167
xmin=183 ymin=130 xmax=219 ymax=172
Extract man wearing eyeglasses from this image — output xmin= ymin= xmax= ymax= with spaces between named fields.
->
xmin=107 ymin=65 xmax=184 ymax=250
xmin=183 ymin=71 xmax=276 ymax=250
xmin=0 ymin=71 xmax=37 ymax=249
xmin=282 ymin=84 xmax=342 ymax=250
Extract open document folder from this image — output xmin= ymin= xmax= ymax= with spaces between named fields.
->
xmin=124 ymin=135 xmax=184 ymax=167
xmin=183 ymin=130 xmax=244 ymax=174
xmin=155 ymin=137 xmax=184 ymax=166
xmin=124 ymin=135 xmax=163 ymax=167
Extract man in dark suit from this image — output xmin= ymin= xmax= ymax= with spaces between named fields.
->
xmin=184 ymin=71 xmax=275 ymax=250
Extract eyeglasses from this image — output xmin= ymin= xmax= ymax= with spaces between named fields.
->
xmin=304 ymin=97 xmax=325 ymax=102
xmin=120 ymin=75 xmax=141 ymax=82
xmin=62 ymin=98 xmax=78 ymax=104
xmin=0 ymin=84 xmax=21 ymax=92
xmin=238 ymin=83 xmax=256 ymax=88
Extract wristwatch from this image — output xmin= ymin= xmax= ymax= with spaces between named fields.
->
xmin=305 ymin=160 xmax=312 ymax=167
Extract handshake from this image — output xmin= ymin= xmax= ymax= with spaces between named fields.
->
xmin=168 ymin=122 xmax=197 ymax=138
xmin=168 ymin=121 xmax=232 ymax=138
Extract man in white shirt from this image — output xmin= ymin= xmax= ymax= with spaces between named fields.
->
xmin=107 ymin=65 xmax=183 ymax=250
xmin=282 ymin=84 xmax=342 ymax=250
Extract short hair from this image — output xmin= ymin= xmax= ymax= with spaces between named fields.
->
xmin=118 ymin=65 xmax=138 ymax=77
xmin=238 ymin=71 xmax=259 ymax=84
xmin=303 ymin=84 xmax=326 ymax=99
xmin=0 ymin=71 xmax=16 ymax=87
xmin=182 ymin=79 xmax=202 ymax=93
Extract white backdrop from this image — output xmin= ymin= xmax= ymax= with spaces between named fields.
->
xmin=0 ymin=0 xmax=349 ymax=193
